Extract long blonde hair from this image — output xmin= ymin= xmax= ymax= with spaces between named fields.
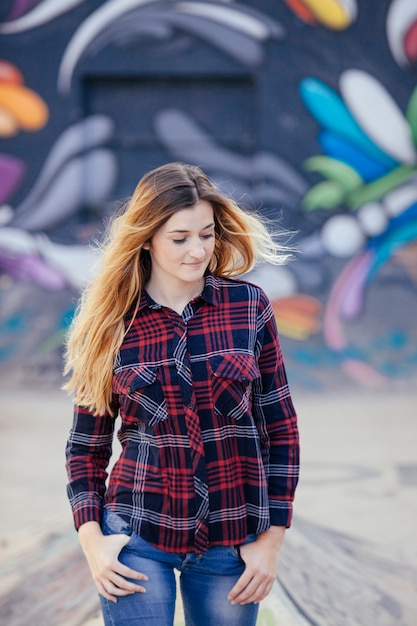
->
xmin=63 ymin=162 xmax=290 ymax=415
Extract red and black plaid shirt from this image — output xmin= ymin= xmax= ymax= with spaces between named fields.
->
xmin=66 ymin=272 xmax=299 ymax=553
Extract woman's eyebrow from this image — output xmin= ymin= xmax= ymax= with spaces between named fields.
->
xmin=168 ymin=222 xmax=215 ymax=233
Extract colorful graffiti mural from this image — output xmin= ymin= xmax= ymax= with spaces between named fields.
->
xmin=0 ymin=0 xmax=416 ymax=390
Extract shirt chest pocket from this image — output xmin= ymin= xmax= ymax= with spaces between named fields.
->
xmin=209 ymin=354 xmax=260 ymax=421
xmin=112 ymin=365 xmax=167 ymax=426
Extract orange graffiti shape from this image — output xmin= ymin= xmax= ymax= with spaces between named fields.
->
xmin=272 ymin=294 xmax=323 ymax=340
xmin=0 ymin=60 xmax=48 ymax=136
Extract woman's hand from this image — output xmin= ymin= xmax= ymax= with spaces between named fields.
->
xmin=78 ymin=521 xmax=148 ymax=603
xmin=227 ymin=526 xmax=285 ymax=606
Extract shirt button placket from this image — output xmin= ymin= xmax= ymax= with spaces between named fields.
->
xmin=175 ymin=316 xmax=209 ymax=550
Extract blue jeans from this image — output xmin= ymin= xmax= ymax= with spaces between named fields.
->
xmin=100 ymin=511 xmax=259 ymax=626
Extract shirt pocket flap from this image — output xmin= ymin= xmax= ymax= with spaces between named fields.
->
xmin=209 ymin=354 xmax=260 ymax=383
xmin=113 ymin=365 xmax=159 ymax=395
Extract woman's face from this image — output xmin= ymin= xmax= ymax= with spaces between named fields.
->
xmin=145 ymin=199 xmax=216 ymax=288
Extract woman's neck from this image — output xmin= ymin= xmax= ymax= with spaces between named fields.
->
xmin=145 ymin=277 xmax=204 ymax=315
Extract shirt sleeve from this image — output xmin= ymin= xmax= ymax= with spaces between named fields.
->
xmin=65 ymin=400 xmax=118 ymax=529
xmin=253 ymin=289 xmax=300 ymax=528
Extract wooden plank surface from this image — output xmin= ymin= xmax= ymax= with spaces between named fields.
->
xmin=1 ymin=390 xmax=416 ymax=625
xmin=1 ymin=517 xmax=416 ymax=626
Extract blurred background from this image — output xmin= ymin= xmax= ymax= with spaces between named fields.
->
xmin=0 ymin=1 xmax=416 ymax=625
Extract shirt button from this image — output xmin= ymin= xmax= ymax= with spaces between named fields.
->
xmin=187 ymin=403 xmax=194 ymax=409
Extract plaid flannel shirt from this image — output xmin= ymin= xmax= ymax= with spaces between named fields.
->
xmin=66 ymin=272 xmax=299 ymax=553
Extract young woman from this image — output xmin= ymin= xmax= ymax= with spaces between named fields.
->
xmin=64 ymin=162 xmax=299 ymax=626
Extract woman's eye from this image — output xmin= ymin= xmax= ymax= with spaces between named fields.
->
xmin=202 ymin=233 xmax=214 ymax=240
xmin=173 ymin=238 xmax=186 ymax=244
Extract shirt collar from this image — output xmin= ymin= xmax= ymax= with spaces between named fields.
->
xmin=136 ymin=270 xmax=221 ymax=314
xmin=201 ymin=270 xmax=221 ymax=306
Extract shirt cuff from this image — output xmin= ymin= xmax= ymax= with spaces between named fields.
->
xmin=72 ymin=497 xmax=103 ymax=530
xmin=269 ymin=500 xmax=293 ymax=528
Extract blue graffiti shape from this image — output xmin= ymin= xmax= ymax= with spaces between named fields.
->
xmin=0 ymin=310 xmax=27 ymax=360
xmin=300 ymin=77 xmax=399 ymax=170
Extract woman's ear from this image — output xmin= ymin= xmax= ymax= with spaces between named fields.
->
xmin=143 ymin=241 xmax=150 ymax=250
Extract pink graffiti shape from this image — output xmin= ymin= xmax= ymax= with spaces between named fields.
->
xmin=0 ymin=154 xmax=25 ymax=203
xmin=404 ymin=19 xmax=417 ymax=64
xmin=6 ymin=0 xmax=41 ymax=21
xmin=323 ymin=250 xmax=374 ymax=350
xmin=338 ymin=251 xmax=374 ymax=320
xmin=342 ymin=359 xmax=388 ymax=388
xmin=0 ymin=252 xmax=67 ymax=290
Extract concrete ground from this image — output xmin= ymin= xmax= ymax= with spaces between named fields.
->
xmin=0 ymin=387 xmax=416 ymax=625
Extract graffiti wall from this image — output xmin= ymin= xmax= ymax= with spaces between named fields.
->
xmin=0 ymin=0 xmax=416 ymax=391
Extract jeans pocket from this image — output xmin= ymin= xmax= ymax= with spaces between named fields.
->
xmin=234 ymin=534 xmax=258 ymax=565
xmin=231 ymin=545 xmax=245 ymax=566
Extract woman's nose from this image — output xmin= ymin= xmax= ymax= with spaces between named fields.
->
xmin=189 ymin=242 xmax=206 ymax=258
